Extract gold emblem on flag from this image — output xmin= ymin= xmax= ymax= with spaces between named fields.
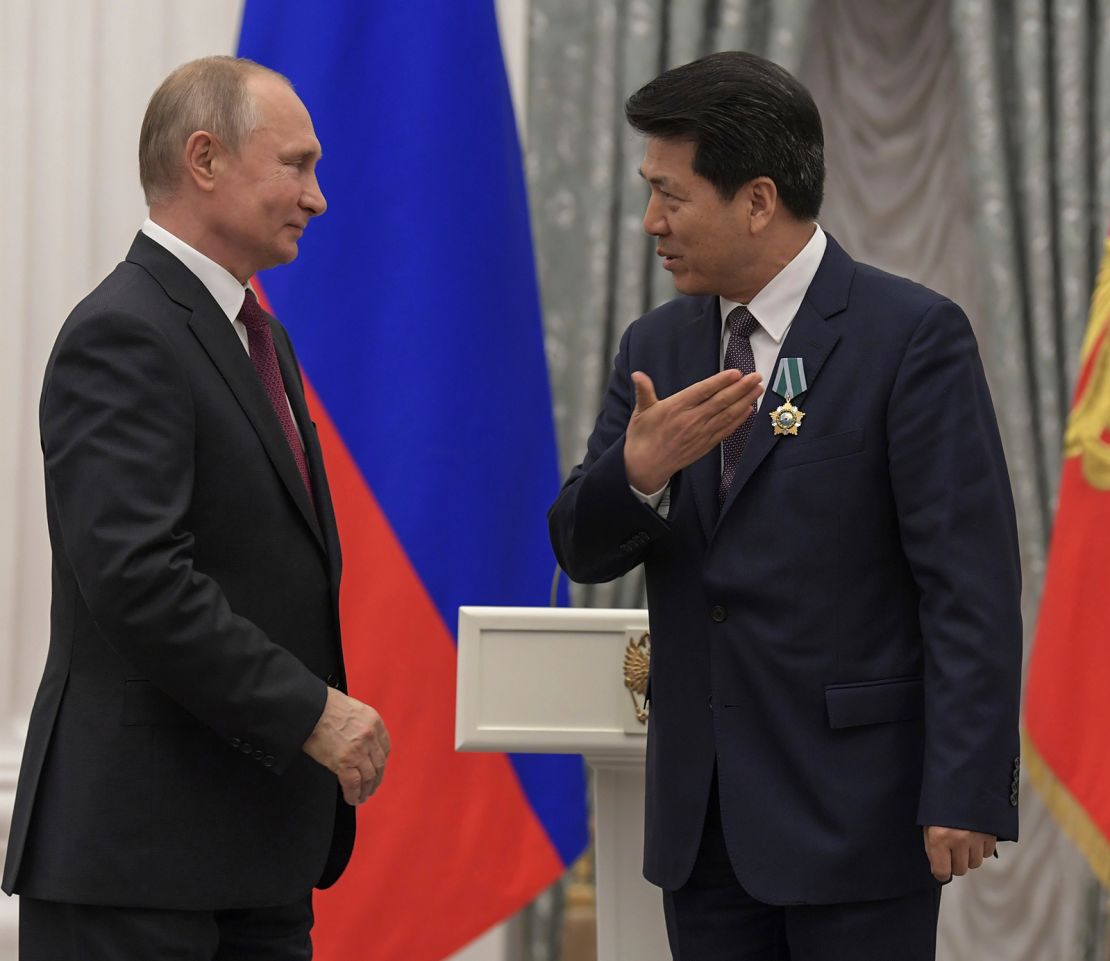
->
xmin=770 ymin=399 xmax=805 ymax=436
xmin=1065 ymin=316 xmax=1110 ymax=490
xmin=623 ymin=632 xmax=651 ymax=724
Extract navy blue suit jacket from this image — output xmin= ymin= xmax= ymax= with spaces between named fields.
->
xmin=549 ymin=235 xmax=1022 ymax=905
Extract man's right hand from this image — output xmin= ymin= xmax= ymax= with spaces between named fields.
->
xmin=303 ymin=686 xmax=391 ymax=806
xmin=624 ymin=369 xmax=764 ymax=493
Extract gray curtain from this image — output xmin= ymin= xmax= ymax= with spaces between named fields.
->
xmin=526 ymin=0 xmax=1110 ymax=957
xmin=942 ymin=2 xmax=1110 ymax=958
xmin=951 ymin=0 xmax=1110 ymax=619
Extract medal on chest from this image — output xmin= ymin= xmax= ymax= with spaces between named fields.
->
xmin=770 ymin=357 xmax=807 ymax=436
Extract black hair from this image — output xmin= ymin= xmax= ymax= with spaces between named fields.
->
xmin=625 ymin=51 xmax=824 ymax=220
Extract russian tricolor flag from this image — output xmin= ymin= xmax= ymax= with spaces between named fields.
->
xmin=236 ymin=3 xmax=589 ymax=958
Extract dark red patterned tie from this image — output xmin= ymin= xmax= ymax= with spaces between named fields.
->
xmin=238 ymin=289 xmax=314 ymax=501
xmin=718 ymin=306 xmax=760 ymax=506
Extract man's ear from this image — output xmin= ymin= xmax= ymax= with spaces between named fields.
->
xmin=747 ymin=177 xmax=778 ymax=234
xmin=183 ymin=130 xmax=220 ymax=193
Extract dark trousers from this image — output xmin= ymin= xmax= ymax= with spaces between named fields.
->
xmin=19 ymin=894 xmax=314 ymax=961
xmin=663 ymin=775 xmax=940 ymax=961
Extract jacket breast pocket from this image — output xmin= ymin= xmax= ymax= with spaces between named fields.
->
xmin=825 ymin=675 xmax=923 ymax=729
xmin=773 ymin=428 xmax=864 ymax=470
xmin=121 ymin=679 xmax=195 ymax=727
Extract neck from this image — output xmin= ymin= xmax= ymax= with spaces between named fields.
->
xmin=725 ymin=219 xmax=816 ymax=303
xmin=148 ymin=203 xmax=252 ymax=284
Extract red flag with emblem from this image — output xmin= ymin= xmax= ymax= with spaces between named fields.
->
xmin=1025 ymin=226 xmax=1110 ymax=885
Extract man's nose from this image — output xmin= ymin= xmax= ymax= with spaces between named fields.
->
xmin=303 ymin=175 xmax=327 ymax=217
xmin=643 ymin=195 xmax=666 ymax=236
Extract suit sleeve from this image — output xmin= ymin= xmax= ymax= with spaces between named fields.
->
xmin=885 ymin=300 xmax=1023 ymax=840
xmin=548 ymin=321 xmax=672 ymax=583
xmin=41 ymin=310 xmax=326 ymax=775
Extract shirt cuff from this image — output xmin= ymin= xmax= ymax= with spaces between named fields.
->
xmin=630 ymin=481 xmax=670 ymax=515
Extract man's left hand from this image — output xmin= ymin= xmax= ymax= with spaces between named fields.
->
xmin=923 ymin=826 xmax=996 ymax=882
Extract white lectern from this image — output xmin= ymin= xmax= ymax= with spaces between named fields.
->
xmin=455 ymin=607 xmax=668 ymax=961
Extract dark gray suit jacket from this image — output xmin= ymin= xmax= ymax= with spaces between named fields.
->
xmin=3 ymin=232 xmax=353 ymax=909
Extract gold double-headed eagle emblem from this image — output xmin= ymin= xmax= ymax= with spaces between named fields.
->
xmin=623 ymin=632 xmax=651 ymax=724
xmin=1065 ymin=263 xmax=1110 ymax=491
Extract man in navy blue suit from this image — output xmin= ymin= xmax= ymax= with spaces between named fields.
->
xmin=549 ymin=52 xmax=1022 ymax=960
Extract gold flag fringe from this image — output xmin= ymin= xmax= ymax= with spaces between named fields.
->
xmin=1023 ymin=729 xmax=1110 ymax=889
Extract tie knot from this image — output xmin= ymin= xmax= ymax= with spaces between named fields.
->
xmin=727 ymin=306 xmax=759 ymax=340
xmin=238 ymin=288 xmax=269 ymax=332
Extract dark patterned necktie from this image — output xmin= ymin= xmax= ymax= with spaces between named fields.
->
xmin=718 ymin=306 xmax=760 ymax=506
xmin=238 ymin=289 xmax=314 ymax=501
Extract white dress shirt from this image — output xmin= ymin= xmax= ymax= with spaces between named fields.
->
xmin=634 ymin=225 xmax=828 ymax=511
xmin=140 ymin=218 xmax=303 ymax=446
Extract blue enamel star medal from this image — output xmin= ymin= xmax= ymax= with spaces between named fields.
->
xmin=770 ymin=358 xmax=807 ymax=436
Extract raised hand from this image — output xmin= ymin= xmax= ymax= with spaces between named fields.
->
xmin=624 ymin=368 xmax=763 ymax=493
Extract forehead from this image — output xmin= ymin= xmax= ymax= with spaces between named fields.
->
xmin=639 ymin=137 xmax=699 ymax=185
xmin=247 ymin=74 xmax=320 ymax=148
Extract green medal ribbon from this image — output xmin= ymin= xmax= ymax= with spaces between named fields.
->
xmin=772 ymin=357 xmax=807 ymax=400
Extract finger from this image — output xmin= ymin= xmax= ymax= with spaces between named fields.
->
xmin=369 ymin=764 xmax=386 ymax=797
xmin=338 ymin=768 xmax=362 ymax=806
xmin=676 ymin=368 xmax=743 ymax=406
xmin=705 ymin=394 xmax=760 ymax=442
xmin=950 ymin=841 xmax=970 ymax=877
xmin=984 ymin=837 xmax=997 ymax=859
xmin=967 ymin=844 xmax=984 ymax=871
xmin=695 ymin=371 xmax=764 ymax=417
xmin=366 ymin=739 xmax=388 ymax=773
xmin=923 ymin=829 xmax=952 ymax=883
xmin=357 ymin=761 xmax=378 ymax=804
xmin=631 ymin=371 xmax=659 ymax=412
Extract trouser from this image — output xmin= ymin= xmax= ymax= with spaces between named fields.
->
xmin=19 ymin=893 xmax=314 ymax=961
xmin=663 ymin=774 xmax=940 ymax=961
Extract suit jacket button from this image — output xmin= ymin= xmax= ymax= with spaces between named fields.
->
xmin=230 ymin=737 xmax=241 ymax=748
xmin=711 ymin=605 xmax=727 ymax=623
xmin=253 ymin=750 xmax=264 ymax=761
xmin=327 ymin=673 xmax=340 ymax=688
xmin=263 ymin=755 xmax=275 ymax=768
xmin=240 ymin=742 xmax=253 ymax=755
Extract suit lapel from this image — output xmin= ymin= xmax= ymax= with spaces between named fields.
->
xmin=676 ymin=298 xmax=725 ymax=543
xmin=714 ymin=234 xmax=853 ymax=533
xmin=273 ymin=336 xmax=342 ymax=584
xmin=188 ymin=306 xmax=327 ymax=552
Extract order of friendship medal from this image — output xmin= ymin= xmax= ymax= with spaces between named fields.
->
xmin=770 ymin=358 xmax=807 ymax=437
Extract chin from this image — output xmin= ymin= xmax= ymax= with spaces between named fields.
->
xmin=274 ymin=244 xmax=299 ymax=265
xmin=670 ymin=275 xmax=710 ymax=296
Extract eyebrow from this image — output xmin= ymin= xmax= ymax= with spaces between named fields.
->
xmin=286 ymin=146 xmax=323 ymax=162
xmin=637 ymin=168 xmax=673 ymax=188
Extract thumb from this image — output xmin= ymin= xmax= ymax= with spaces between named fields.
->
xmin=631 ymin=371 xmax=658 ymax=412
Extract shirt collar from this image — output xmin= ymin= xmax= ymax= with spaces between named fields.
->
xmin=141 ymin=218 xmax=248 ymax=323
xmin=719 ymin=224 xmax=828 ymax=343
